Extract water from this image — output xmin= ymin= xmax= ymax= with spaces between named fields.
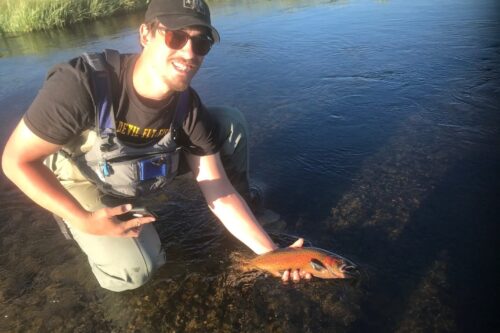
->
xmin=1 ymin=0 xmax=499 ymax=331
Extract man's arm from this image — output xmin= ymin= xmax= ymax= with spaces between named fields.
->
xmin=187 ymin=152 xmax=312 ymax=281
xmin=185 ymin=152 xmax=278 ymax=255
xmin=1 ymin=119 xmax=153 ymax=237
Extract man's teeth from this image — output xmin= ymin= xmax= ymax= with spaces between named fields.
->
xmin=173 ymin=61 xmax=189 ymax=72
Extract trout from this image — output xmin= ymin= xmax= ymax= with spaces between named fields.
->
xmin=244 ymin=247 xmax=357 ymax=279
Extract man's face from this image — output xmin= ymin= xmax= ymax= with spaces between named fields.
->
xmin=141 ymin=25 xmax=209 ymax=92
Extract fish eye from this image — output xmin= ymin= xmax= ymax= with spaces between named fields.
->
xmin=310 ymin=259 xmax=327 ymax=272
xmin=342 ymin=265 xmax=357 ymax=272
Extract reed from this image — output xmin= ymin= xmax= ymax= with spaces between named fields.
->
xmin=0 ymin=0 xmax=149 ymax=33
xmin=0 ymin=0 xmax=295 ymax=33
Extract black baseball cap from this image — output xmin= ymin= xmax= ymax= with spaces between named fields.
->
xmin=145 ymin=0 xmax=220 ymax=43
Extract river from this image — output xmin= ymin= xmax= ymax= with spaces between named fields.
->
xmin=1 ymin=0 xmax=499 ymax=332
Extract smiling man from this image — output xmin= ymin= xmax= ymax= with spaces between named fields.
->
xmin=2 ymin=0 xmax=310 ymax=291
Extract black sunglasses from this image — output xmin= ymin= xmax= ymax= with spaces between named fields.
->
xmin=158 ymin=28 xmax=213 ymax=56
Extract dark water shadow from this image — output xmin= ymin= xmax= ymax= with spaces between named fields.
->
xmin=316 ymin=107 xmax=500 ymax=332
xmin=336 ymin=144 xmax=500 ymax=333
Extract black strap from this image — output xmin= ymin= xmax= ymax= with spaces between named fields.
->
xmin=171 ymin=90 xmax=190 ymax=143
xmin=82 ymin=51 xmax=117 ymax=138
xmin=104 ymin=49 xmax=121 ymax=79
xmin=82 ymin=50 xmax=190 ymax=144
xmin=82 ymin=52 xmax=107 ymax=72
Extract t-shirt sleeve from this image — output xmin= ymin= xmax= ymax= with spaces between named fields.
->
xmin=23 ymin=59 xmax=94 ymax=145
xmin=181 ymin=88 xmax=220 ymax=156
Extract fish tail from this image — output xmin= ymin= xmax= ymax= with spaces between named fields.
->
xmin=229 ymin=251 xmax=254 ymax=272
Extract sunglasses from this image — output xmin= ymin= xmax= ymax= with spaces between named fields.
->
xmin=158 ymin=28 xmax=213 ymax=56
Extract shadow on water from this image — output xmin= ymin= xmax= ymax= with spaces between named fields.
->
xmin=320 ymin=92 xmax=500 ymax=331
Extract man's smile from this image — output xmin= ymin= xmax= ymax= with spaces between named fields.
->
xmin=171 ymin=59 xmax=197 ymax=74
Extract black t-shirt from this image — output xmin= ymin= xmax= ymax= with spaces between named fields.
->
xmin=24 ymin=53 xmax=219 ymax=156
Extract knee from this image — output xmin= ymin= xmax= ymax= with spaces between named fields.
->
xmin=207 ymin=106 xmax=248 ymax=136
xmin=208 ymin=106 xmax=249 ymax=155
xmin=71 ymin=223 xmax=166 ymax=292
xmin=89 ymin=249 xmax=166 ymax=292
xmin=91 ymin=262 xmax=158 ymax=292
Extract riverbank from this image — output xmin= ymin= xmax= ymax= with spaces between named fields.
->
xmin=0 ymin=0 xmax=283 ymax=34
xmin=0 ymin=0 xmax=149 ymax=33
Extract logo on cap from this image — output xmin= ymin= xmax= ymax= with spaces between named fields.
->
xmin=183 ymin=0 xmax=206 ymax=15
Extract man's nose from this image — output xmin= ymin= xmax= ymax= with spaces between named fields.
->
xmin=178 ymin=38 xmax=196 ymax=58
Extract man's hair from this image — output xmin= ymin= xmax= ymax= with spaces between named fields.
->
xmin=144 ymin=18 xmax=161 ymax=36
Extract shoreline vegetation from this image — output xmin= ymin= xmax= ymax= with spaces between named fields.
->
xmin=0 ymin=0 xmax=309 ymax=34
xmin=0 ymin=0 xmax=149 ymax=33
xmin=0 ymin=0 xmax=242 ymax=34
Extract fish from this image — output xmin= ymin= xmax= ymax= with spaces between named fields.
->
xmin=243 ymin=247 xmax=358 ymax=279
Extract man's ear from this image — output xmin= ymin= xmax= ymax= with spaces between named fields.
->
xmin=139 ymin=24 xmax=152 ymax=47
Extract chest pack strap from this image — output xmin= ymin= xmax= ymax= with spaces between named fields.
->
xmin=82 ymin=50 xmax=190 ymax=146
xmin=82 ymin=50 xmax=117 ymax=139
xmin=171 ymin=89 xmax=190 ymax=142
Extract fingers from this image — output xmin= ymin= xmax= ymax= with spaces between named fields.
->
xmin=282 ymin=270 xmax=290 ymax=282
xmin=292 ymin=270 xmax=300 ymax=282
xmin=122 ymin=216 xmax=156 ymax=231
xmin=279 ymin=237 xmax=310 ymax=282
xmin=280 ymin=269 xmax=300 ymax=282
xmin=124 ymin=226 xmax=142 ymax=238
xmin=89 ymin=204 xmax=154 ymax=238
xmin=115 ymin=225 xmax=145 ymax=238
xmin=107 ymin=204 xmax=132 ymax=217
xmin=281 ymin=269 xmax=312 ymax=283
xmin=289 ymin=238 xmax=304 ymax=248
xmin=107 ymin=204 xmax=156 ymax=232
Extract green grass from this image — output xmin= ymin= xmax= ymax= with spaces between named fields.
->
xmin=0 ymin=0 xmax=312 ymax=33
xmin=0 ymin=0 xmax=149 ymax=33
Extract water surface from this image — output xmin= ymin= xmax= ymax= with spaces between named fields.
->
xmin=1 ymin=0 xmax=499 ymax=332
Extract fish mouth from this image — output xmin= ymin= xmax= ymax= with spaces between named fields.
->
xmin=340 ymin=264 xmax=359 ymax=278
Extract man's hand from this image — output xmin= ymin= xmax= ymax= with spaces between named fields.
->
xmin=281 ymin=238 xmax=313 ymax=282
xmin=72 ymin=204 xmax=156 ymax=238
xmin=2 ymin=119 xmax=157 ymax=239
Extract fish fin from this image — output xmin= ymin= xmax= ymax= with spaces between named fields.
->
xmin=240 ymin=262 xmax=252 ymax=272
xmin=231 ymin=252 xmax=254 ymax=272
xmin=310 ymin=259 xmax=327 ymax=272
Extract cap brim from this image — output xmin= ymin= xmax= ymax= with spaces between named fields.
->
xmin=157 ymin=15 xmax=220 ymax=43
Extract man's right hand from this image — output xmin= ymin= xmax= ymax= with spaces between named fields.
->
xmin=72 ymin=204 xmax=156 ymax=238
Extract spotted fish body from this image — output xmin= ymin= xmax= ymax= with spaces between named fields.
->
xmin=247 ymin=247 xmax=357 ymax=279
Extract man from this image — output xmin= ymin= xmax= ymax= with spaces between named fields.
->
xmin=2 ymin=0 xmax=310 ymax=292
